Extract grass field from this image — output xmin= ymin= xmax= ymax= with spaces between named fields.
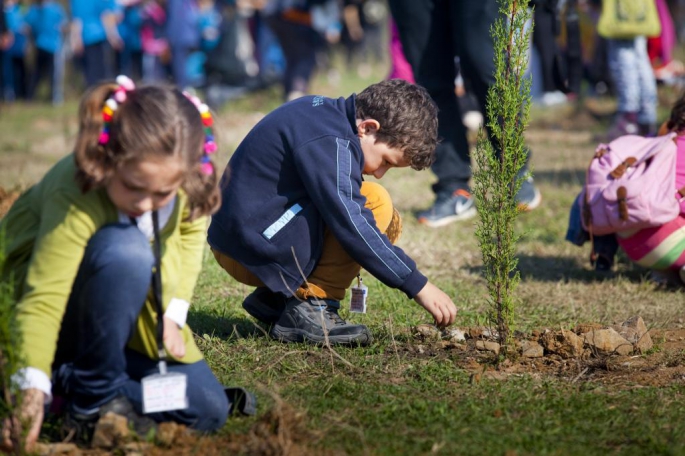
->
xmin=2 ymin=61 xmax=685 ymax=455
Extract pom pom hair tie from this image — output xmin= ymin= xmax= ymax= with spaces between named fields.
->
xmin=183 ymin=92 xmax=216 ymax=176
xmin=99 ymin=75 xmax=135 ymax=145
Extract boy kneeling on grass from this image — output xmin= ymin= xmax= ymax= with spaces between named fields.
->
xmin=208 ymin=79 xmax=457 ymax=346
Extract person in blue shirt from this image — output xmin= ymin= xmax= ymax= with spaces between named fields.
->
xmin=115 ymin=0 xmax=144 ymax=80
xmin=3 ymin=0 xmax=28 ymax=101
xmin=25 ymin=0 xmax=66 ymax=103
xmin=70 ymin=0 xmax=121 ymax=87
xmin=165 ymin=0 xmax=199 ymax=89
xmin=208 ymin=79 xmax=458 ymax=346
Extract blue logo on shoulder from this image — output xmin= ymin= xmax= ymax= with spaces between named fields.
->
xmin=312 ymin=96 xmax=324 ymax=107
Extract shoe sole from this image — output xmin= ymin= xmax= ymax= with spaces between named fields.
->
xmin=518 ymin=188 xmax=542 ymax=212
xmin=417 ymin=205 xmax=477 ymax=228
xmin=270 ymin=325 xmax=372 ymax=346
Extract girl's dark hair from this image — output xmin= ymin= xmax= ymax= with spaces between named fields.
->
xmin=667 ymin=93 xmax=685 ymax=133
xmin=74 ymin=82 xmax=220 ymax=220
xmin=355 ymin=79 xmax=438 ymax=170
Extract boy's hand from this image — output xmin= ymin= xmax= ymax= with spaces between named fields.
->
xmin=413 ymin=282 xmax=457 ymax=328
xmin=1 ymin=388 xmax=44 ymax=453
xmin=163 ymin=316 xmax=186 ymax=359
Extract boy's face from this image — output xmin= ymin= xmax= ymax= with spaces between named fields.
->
xmin=357 ymin=119 xmax=410 ymax=179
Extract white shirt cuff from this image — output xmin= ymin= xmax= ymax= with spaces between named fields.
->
xmin=12 ymin=367 xmax=53 ymax=403
xmin=164 ymin=298 xmax=190 ymax=328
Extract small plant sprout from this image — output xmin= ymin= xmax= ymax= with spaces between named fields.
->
xmin=472 ymin=0 xmax=533 ymax=355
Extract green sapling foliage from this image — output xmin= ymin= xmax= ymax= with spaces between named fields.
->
xmin=472 ymin=0 xmax=533 ymax=353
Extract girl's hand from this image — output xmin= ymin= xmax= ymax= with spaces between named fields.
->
xmin=1 ymin=388 xmax=44 ymax=453
xmin=163 ymin=316 xmax=186 ymax=359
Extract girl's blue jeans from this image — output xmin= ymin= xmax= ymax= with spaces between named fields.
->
xmin=52 ymin=224 xmax=228 ymax=431
xmin=566 ymin=194 xmax=619 ymax=264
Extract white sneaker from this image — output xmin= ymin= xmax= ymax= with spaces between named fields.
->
xmin=539 ymin=91 xmax=568 ymax=107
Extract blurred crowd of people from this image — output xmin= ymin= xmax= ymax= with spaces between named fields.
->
xmin=0 ymin=0 xmax=684 ymax=114
xmin=0 ymin=0 xmax=390 ymax=106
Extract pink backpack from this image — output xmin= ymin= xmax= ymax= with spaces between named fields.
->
xmin=580 ymin=133 xmax=684 ymax=236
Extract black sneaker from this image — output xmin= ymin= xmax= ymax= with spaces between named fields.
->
xmin=242 ymin=287 xmax=287 ymax=324
xmin=270 ymin=298 xmax=372 ymax=346
xmin=516 ymin=177 xmax=542 ymax=211
xmin=416 ymin=189 xmax=477 ymax=227
xmin=593 ymin=254 xmax=613 ymax=272
xmin=61 ymin=396 xmax=157 ymax=443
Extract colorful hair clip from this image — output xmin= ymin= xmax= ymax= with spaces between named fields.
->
xmin=99 ymin=75 xmax=136 ymax=145
xmin=183 ymin=91 xmax=216 ymax=176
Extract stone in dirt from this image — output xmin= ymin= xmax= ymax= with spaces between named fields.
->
xmin=468 ymin=327 xmax=499 ymax=340
xmin=443 ymin=328 xmax=466 ymax=342
xmin=582 ymin=328 xmax=633 ymax=356
xmin=475 ymin=340 xmax=501 ymax=355
xmin=156 ymin=421 xmax=183 ymax=447
xmin=414 ymin=324 xmax=440 ymax=339
xmin=573 ymin=323 xmax=603 ymax=335
xmin=540 ymin=329 xmax=585 ymax=359
xmin=613 ymin=316 xmax=653 ymax=353
xmin=520 ymin=340 xmax=544 ymax=358
xmin=34 ymin=443 xmax=80 ymax=456
xmin=91 ymin=412 xmax=130 ymax=449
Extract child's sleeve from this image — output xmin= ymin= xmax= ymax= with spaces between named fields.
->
xmin=173 ymin=209 xmax=208 ymax=305
xmin=293 ymin=136 xmax=428 ymax=298
xmin=16 ymin=191 xmax=99 ymax=379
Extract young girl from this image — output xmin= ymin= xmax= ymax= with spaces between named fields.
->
xmin=614 ymin=98 xmax=685 ymax=284
xmin=566 ymin=93 xmax=685 ymax=284
xmin=0 ymin=75 xmax=228 ymax=451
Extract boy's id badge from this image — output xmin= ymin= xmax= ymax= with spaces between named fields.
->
xmin=142 ymin=370 xmax=188 ymax=414
xmin=350 ymin=275 xmax=368 ymax=313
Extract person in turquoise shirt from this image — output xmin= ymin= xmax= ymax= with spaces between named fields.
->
xmin=2 ymin=0 xmax=28 ymax=100
xmin=70 ymin=0 xmax=121 ymax=86
xmin=115 ymin=0 xmax=144 ymax=79
xmin=25 ymin=0 xmax=67 ymax=103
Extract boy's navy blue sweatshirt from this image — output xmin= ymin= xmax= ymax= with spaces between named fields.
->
xmin=208 ymin=95 xmax=428 ymax=299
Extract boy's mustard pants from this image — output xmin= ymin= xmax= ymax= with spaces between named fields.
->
xmin=212 ymin=182 xmax=402 ymax=301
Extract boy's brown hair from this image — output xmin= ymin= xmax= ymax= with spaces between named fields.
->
xmin=355 ymin=79 xmax=438 ymax=170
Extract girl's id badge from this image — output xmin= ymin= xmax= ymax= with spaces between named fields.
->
xmin=142 ymin=362 xmax=188 ymax=414
xmin=350 ymin=275 xmax=368 ymax=313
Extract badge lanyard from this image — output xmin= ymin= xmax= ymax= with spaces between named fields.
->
xmin=134 ymin=211 xmax=188 ymax=414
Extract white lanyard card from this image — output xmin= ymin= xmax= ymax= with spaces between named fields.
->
xmin=142 ymin=362 xmax=188 ymax=414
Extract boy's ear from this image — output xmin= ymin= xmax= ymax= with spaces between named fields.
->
xmin=358 ymin=119 xmax=381 ymax=136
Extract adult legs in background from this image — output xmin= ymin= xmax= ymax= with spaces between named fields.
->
xmin=389 ymin=0 xmax=538 ymax=227
xmin=28 ymin=49 xmax=54 ymax=101
xmin=606 ymin=37 xmax=657 ymax=139
xmin=265 ymin=15 xmax=323 ymax=100
xmin=82 ymin=41 xmax=114 ymax=87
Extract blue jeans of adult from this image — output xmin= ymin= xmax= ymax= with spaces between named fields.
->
xmin=388 ymin=0 xmax=531 ymax=195
xmin=52 ymin=224 xmax=228 ymax=431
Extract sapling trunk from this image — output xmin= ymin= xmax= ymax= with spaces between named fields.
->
xmin=472 ymin=0 xmax=533 ymax=355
